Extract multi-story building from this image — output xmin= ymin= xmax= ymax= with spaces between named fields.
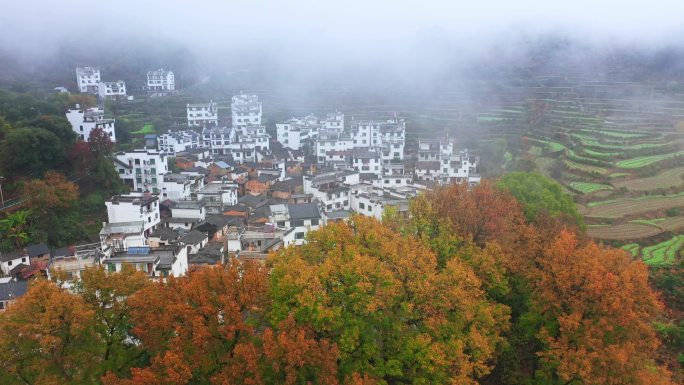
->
xmin=415 ymin=138 xmax=479 ymax=185
xmin=350 ymin=119 xmax=405 ymax=163
xmin=315 ymin=132 xmax=353 ymax=164
xmin=105 ymin=193 xmax=161 ymax=237
xmin=98 ymin=80 xmax=127 ymax=100
xmin=146 ymin=68 xmax=175 ymax=95
xmin=76 ymin=66 xmax=100 ymax=93
xmin=187 ymin=101 xmax=218 ymax=127
xmin=231 ymin=93 xmax=262 ymax=127
xmin=112 ymin=150 xmax=169 ymax=193
xmin=157 ymin=130 xmax=201 ymax=154
xmin=196 ymin=180 xmax=239 ymax=214
xmin=201 ymin=125 xmax=269 ymax=162
xmin=66 ymin=105 xmax=116 ymax=142
xmin=324 ymin=111 xmax=345 ymax=131
xmin=161 ymin=173 xmax=205 ymax=201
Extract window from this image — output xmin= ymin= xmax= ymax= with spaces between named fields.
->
xmin=149 ymin=159 xmax=155 ymax=165
xmin=7 ymin=260 xmax=12 ymax=266
xmin=135 ymin=159 xmax=140 ymax=165
xmin=396 ymin=179 xmax=401 ymax=184
xmin=79 ymin=125 xmax=83 ymax=131
xmin=292 ymin=220 xmax=304 ymax=227
xmin=295 ymin=232 xmax=305 ymax=239
xmin=311 ymin=219 xmax=319 ymax=226
xmin=21 ymin=257 xmax=26 ymax=263
xmin=277 ymin=221 xmax=285 ymax=227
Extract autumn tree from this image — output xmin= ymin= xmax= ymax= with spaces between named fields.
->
xmin=88 ymin=127 xmax=114 ymax=157
xmin=105 ymin=262 xmax=340 ymax=385
xmin=21 ymin=171 xmax=79 ymax=216
xmin=76 ymin=266 xmax=151 ymax=375
xmin=68 ymin=141 xmax=95 ymax=176
xmin=268 ymin=216 xmax=510 ymax=385
xmin=411 ymin=181 xmax=526 ymax=247
xmin=413 ymin=182 xmax=675 ymax=385
xmin=0 ymin=279 xmax=101 ymax=385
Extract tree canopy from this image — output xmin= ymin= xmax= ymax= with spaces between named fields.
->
xmin=497 ymin=171 xmax=583 ymax=228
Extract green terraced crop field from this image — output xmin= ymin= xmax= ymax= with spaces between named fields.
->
xmin=616 ymin=151 xmax=684 ymax=169
xmin=569 ymin=182 xmax=613 ymax=194
xmin=641 ymin=235 xmax=684 ymax=266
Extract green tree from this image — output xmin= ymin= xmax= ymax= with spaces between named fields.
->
xmin=0 ymin=209 xmax=32 ymax=251
xmin=0 ymin=127 xmax=65 ymax=178
xmin=25 ymin=115 xmax=77 ymax=149
xmin=497 ymin=171 xmax=583 ymax=228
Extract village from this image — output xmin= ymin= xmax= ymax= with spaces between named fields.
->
xmin=0 ymin=66 xmax=480 ymax=308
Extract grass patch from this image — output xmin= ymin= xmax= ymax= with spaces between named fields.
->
xmin=131 ymin=123 xmax=155 ymax=135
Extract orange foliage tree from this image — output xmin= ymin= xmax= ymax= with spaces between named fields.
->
xmin=104 ymin=261 xmax=340 ymax=385
xmin=268 ymin=216 xmax=510 ymax=385
xmin=532 ymin=231 xmax=672 ymax=385
xmin=0 ymin=279 xmax=101 ymax=384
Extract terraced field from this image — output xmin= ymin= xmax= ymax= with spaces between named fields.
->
xmin=569 ymin=182 xmax=613 ymax=194
xmin=517 ymin=91 xmax=684 ymax=266
xmin=641 ymin=235 xmax=684 ymax=266
xmin=616 ymin=151 xmax=684 ymax=169
xmin=585 ymin=193 xmax=684 ymax=218
xmin=587 ymin=222 xmax=662 ymax=240
xmin=612 ymin=167 xmax=684 ymax=191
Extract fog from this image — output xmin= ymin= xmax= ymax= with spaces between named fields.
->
xmin=1 ymin=0 xmax=684 ymax=93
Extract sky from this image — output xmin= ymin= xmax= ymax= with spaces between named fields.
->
xmin=2 ymin=0 xmax=683 ymax=59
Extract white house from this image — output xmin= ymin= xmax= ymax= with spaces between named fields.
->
xmin=98 ymin=80 xmax=127 ymax=100
xmin=105 ymin=193 xmax=161 ymax=236
xmin=157 ymin=130 xmax=201 ymax=154
xmin=231 ymin=93 xmax=262 ymax=127
xmin=161 ymin=173 xmax=204 ymax=201
xmin=268 ymin=203 xmax=322 ymax=246
xmin=0 ymin=251 xmax=29 ymax=276
xmin=66 ymin=105 xmax=116 ymax=142
xmin=324 ymin=111 xmax=345 ymax=131
xmin=146 ymin=68 xmax=175 ymax=94
xmin=197 ymin=181 xmax=239 ymax=214
xmin=113 ymin=150 xmax=169 ymax=193
xmin=415 ymin=138 xmax=478 ymax=185
xmin=187 ymin=101 xmax=218 ymax=127
xmin=76 ymin=66 xmax=100 ymax=93
xmin=100 ymin=221 xmax=147 ymax=258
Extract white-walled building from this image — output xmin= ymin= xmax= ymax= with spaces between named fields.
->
xmin=66 ymin=105 xmax=116 ymax=142
xmin=187 ymin=101 xmax=218 ymax=127
xmin=161 ymin=173 xmax=205 ymax=200
xmin=157 ymin=130 xmax=201 ymax=154
xmin=98 ymin=80 xmax=127 ymax=100
xmin=197 ymin=181 xmax=239 ymax=214
xmin=113 ymin=150 xmax=169 ymax=193
xmin=350 ymin=119 xmax=405 ymax=162
xmin=415 ymin=138 xmax=478 ymax=185
xmin=268 ymin=203 xmax=322 ymax=246
xmin=231 ymin=93 xmax=262 ymax=127
xmin=105 ymin=194 xmax=161 ymax=236
xmin=324 ymin=111 xmax=345 ymax=131
xmin=76 ymin=66 xmax=100 ymax=93
xmin=201 ymin=126 xmax=270 ymax=161
xmin=146 ymin=68 xmax=175 ymax=94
